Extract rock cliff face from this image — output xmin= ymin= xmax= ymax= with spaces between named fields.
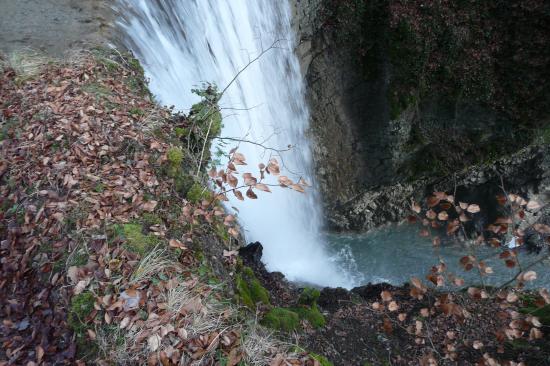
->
xmin=292 ymin=0 xmax=550 ymax=231
xmin=332 ymin=144 xmax=550 ymax=232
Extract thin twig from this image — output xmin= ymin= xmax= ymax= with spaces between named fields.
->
xmin=213 ymin=136 xmax=293 ymax=154
xmin=219 ymin=39 xmax=281 ymax=99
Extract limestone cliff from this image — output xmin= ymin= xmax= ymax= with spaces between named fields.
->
xmin=292 ymin=0 xmax=550 ymax=231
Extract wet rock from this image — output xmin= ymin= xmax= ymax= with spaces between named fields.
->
xmin=330 ymin=143 xmax=550 ymax=232
xmin=238 ymin=241 xmax=263 ymax=268
xmin=317 ymin=287 xmax=351 ymax=313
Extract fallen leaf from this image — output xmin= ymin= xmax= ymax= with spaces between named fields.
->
xmin=148 ymin=334 xmax=161 ymax=352
xmin=467 ymin=204 xmax=480 ymax=213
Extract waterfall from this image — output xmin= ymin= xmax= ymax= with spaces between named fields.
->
xmin=117 ymin=0 xmax=356 ymax=288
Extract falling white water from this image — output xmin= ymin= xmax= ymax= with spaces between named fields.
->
xmin=117 ymin=0 xmax=357 ymax=287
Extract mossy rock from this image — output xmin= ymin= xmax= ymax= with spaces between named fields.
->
xmin=160 ymin=148 xmax=196 ymax=195
xmin=261 ymin=307 xmax=300 ymax=332
xmin=235 ymin=266 xmax=270 ymax=309
xmin=294 ymin=287 xmax=325 ymax=328
xmin=116 ymin=223 xmax=160 ymax=255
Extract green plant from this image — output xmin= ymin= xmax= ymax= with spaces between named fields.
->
xmin=186 ymin=182 xmax=211 ymax=203
xmin=175 ymin=127 xmax=187 ymax=138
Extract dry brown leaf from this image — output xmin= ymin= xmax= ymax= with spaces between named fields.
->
xmin=388 ymin=301 xmax=399 ymax=312
xmin=147 ymin=333 xmax=161 ymax=352
xmin=255 ymin=183 xmax=271 ymax=193
xmin=380 ymin=291 xmax=392 ymax=302
xmin=467 ymin=204 xmax=480 ymax=213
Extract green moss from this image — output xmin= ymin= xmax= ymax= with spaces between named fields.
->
xmin=291 ymin=305 xmax=326 ymax=328
xmin=261 ymin=307 xmax=300 ymax=332
xmin=141 ymin=212 xmax=163 ymax=228
xmin=68 ymin=292 xmax=95 ymax=334
xmin=310 ymin=353 xmax=333 ymax=366
xmin=118 ymin=223 xmax=160 ymax=255
xmin=293 ymin=288 xmax=326 ymax=328
xmin=186 ymin=182 xmax=211 ymax=203
xmin=128 ymin=56 xmax=145 ymax=75
xmin=235 ymin=266 xmax=270 ymax=309
xmin=94 ymin=182 xmax=106 ymax=193
xmin=190 ymin=100 xmax=223 ymax=137
xmin=82 ymin=82 xmax=112 ymax=101
xmin=388 ymin=88 xmax=417 ymax=120
xmin=167 ymin=147 xmax=184 ymax=166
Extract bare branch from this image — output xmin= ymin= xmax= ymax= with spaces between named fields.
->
xmin=213 ymin=136 xmax=292 ymax=154
xmin=218 ymin=39 xmax=282 ymax=99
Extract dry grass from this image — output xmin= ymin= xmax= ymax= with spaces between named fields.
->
xmin=4 ymin=48 xmax=50 ymax=81
xmin=242 ymin=323 xmax=291 ymax=366
xmin=96 ymin=325 xmax=141 ymax=366
xmin=130 ymin=246 xmax=177 ymax=285
xmin=140 ymin=106 xmax=168 ymax=133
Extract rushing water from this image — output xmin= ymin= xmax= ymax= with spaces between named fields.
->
xmin=327 ymin=224 xmax=550 ymax=289
xmin=117 ymin=0 xmax=358 ymax=287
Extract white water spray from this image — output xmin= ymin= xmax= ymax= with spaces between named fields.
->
xmin=118 ymin=0 xmax=357 ymax=287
